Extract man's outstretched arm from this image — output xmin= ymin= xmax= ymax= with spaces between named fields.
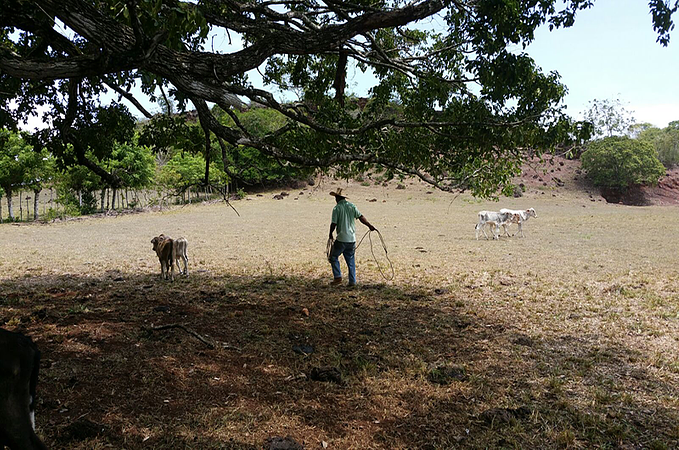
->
xmin=359 ymin=215 xmax=376 ymax=232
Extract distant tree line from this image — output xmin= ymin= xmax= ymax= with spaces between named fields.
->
xmin=0 ymin=104 xmax=313 ymax=222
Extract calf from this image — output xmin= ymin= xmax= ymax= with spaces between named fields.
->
xmin=499 ymin=208 xmax=537 ymax=237
xmin=173 ymin=237 xmax=189 ymax=276
xmin=0 ymin=329 xmax=48 ymax=450
xmin=151 ymin=234 xmax=175 ymax=281
xmin=475 ymin=211 xmax=517 ymax=240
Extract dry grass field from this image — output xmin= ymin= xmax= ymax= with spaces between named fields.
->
xmin=1 ymin=176 xmax=679 ymax=449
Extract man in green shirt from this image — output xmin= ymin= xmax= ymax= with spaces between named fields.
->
xmin=328 ymin=188 xmax=377 ymax=286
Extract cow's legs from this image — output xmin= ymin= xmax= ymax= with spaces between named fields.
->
xmin=482 ymin=223 xmax=492 ymax=240
xmin=170 ymin=259 xmax=174 ymax=281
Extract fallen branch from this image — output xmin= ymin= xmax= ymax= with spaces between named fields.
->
xmin=221 ymin=343 xmax=243 ymax=352
xmin=149 ymin=323 xmax=215 ymax=349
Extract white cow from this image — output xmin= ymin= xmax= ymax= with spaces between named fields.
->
xmin=500 ymin=208 xmax=537 ymax=237
xmin=475 ymin=211 xmax=518 ymax=240
xmin=173 ymin=237 xmax=189 ymax=276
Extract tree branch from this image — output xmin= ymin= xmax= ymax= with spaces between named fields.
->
xmin=104 ymin=80 xmax=153 ymax=119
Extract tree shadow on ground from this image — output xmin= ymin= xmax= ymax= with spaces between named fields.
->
xmin=1 ymin=272 xmax=677 ymax=449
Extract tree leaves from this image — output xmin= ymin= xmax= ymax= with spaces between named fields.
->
xmin=581 ymin=136 xmax=666 ymax=189
xmin=0 ymin=0 xmax=675 ymax=198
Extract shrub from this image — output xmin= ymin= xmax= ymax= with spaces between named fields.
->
xmin=581 ymin=137 xmax=665 ymax=190
xmin=638 ymin=124 xmax=679 ymax=168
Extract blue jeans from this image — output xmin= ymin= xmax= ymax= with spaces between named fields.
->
xmin=330 ymin=240 xmax=356 ymax=284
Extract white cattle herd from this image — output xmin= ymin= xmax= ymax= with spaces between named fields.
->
xmin=475 ymin=208 xmax=537 ymax=240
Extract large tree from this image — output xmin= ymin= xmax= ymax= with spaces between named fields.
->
xmin=1 ymin=0 xmax=676 ymax=197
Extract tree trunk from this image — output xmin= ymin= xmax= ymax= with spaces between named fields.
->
xmin=0 ymin=195 xmax=3 ymax=222
xmin=106 ymin=189 xmax=110 ymax=210
xmin=19 ymin=191 xmax=23 ymax=221
xmin=112 ymin=188 xmax=117 ymax=210
xmin=7 ymin=188 xmax=14 ymax=220
xmin=100 ymin=189 xmax=105 ymax=211
xmin=34 ymin=189 xmax=40 ymax=221
xmin=78 ymin=190 xmax=82 ymax=208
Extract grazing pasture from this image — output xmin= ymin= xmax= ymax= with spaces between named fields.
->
xmin=1 ymin=179 xmax=678 ymax=449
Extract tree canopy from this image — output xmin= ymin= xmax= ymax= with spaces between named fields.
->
xmin=1 ymin=0 xmax=677 ymax=197
xmin=581 ymin=136 xmax=666 ymax=191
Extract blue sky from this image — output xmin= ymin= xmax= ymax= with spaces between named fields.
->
xmin=525 ymin=0 xmax=679 ymax=127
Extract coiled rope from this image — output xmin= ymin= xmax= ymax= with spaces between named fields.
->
xmin=326 ymin=230 xmax=395 ymax=281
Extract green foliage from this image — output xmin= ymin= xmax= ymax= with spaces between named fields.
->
xmin=213 ymin=106 xmax=315 ymax=186
xmin=159 ymin=152 xmax=204 ymax=189
xmin=138 ymin=113 xmax=205 ymax=156
xmin=52 ymin=140 xmax=154 ymax=214
xmin=70 ymin=104 xmax=137 ymax=164
xmin=0 ymin=128 xmax=29 ymax=195
xmin=637 ymin=122 xmax=679 ymax=168
xmin=649 ymin=0 xmax=679 ymax=45
xmin=107 ymin=142 xmax=155 ymax=189
xmin=2 ymin=0 xmax=677 ymax=198
xmin=55 ymin=165 xmax=102 ymax=214
xmin=157 ymin=151 xmax=227 ymax=191
xmin=55 ymin=186 xmax=96 ymax=215
xmin=581 ymin=137 xmax=665 ymax=189
xmin=22 ymin=146 xmax=54 ymax=192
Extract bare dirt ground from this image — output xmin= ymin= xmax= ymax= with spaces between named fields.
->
xmin=1 ymin=172 xmax=679 ymax=449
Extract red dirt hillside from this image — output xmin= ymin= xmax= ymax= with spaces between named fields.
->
xmin=516 ymin=155 xmax=679 ymax=206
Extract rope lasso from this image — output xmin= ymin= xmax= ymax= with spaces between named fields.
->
xmin=326 ymin=236 xmax=334 ymax=262
xmin=356 ymin=229 xmax=395 ymax=281
xmin=326 ymin=231 xmax=395 ymax=281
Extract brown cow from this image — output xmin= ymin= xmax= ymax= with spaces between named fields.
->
xmin=151 ymin=234 xmax=175 ymax=281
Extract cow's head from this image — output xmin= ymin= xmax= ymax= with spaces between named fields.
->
xmin=152 ymin=234 xmax=171 ymax=252
xmin=151 ymin=236 xmax=160 ymax=251
xmin=527 ymin=208 xmax=537 ymax=218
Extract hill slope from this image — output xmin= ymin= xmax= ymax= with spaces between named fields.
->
xmin=516 ymin=155 xmax=679 ymax=206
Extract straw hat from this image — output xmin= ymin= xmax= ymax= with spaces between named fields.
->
xmin=329 ymin=188 xmax=348 ymax=198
